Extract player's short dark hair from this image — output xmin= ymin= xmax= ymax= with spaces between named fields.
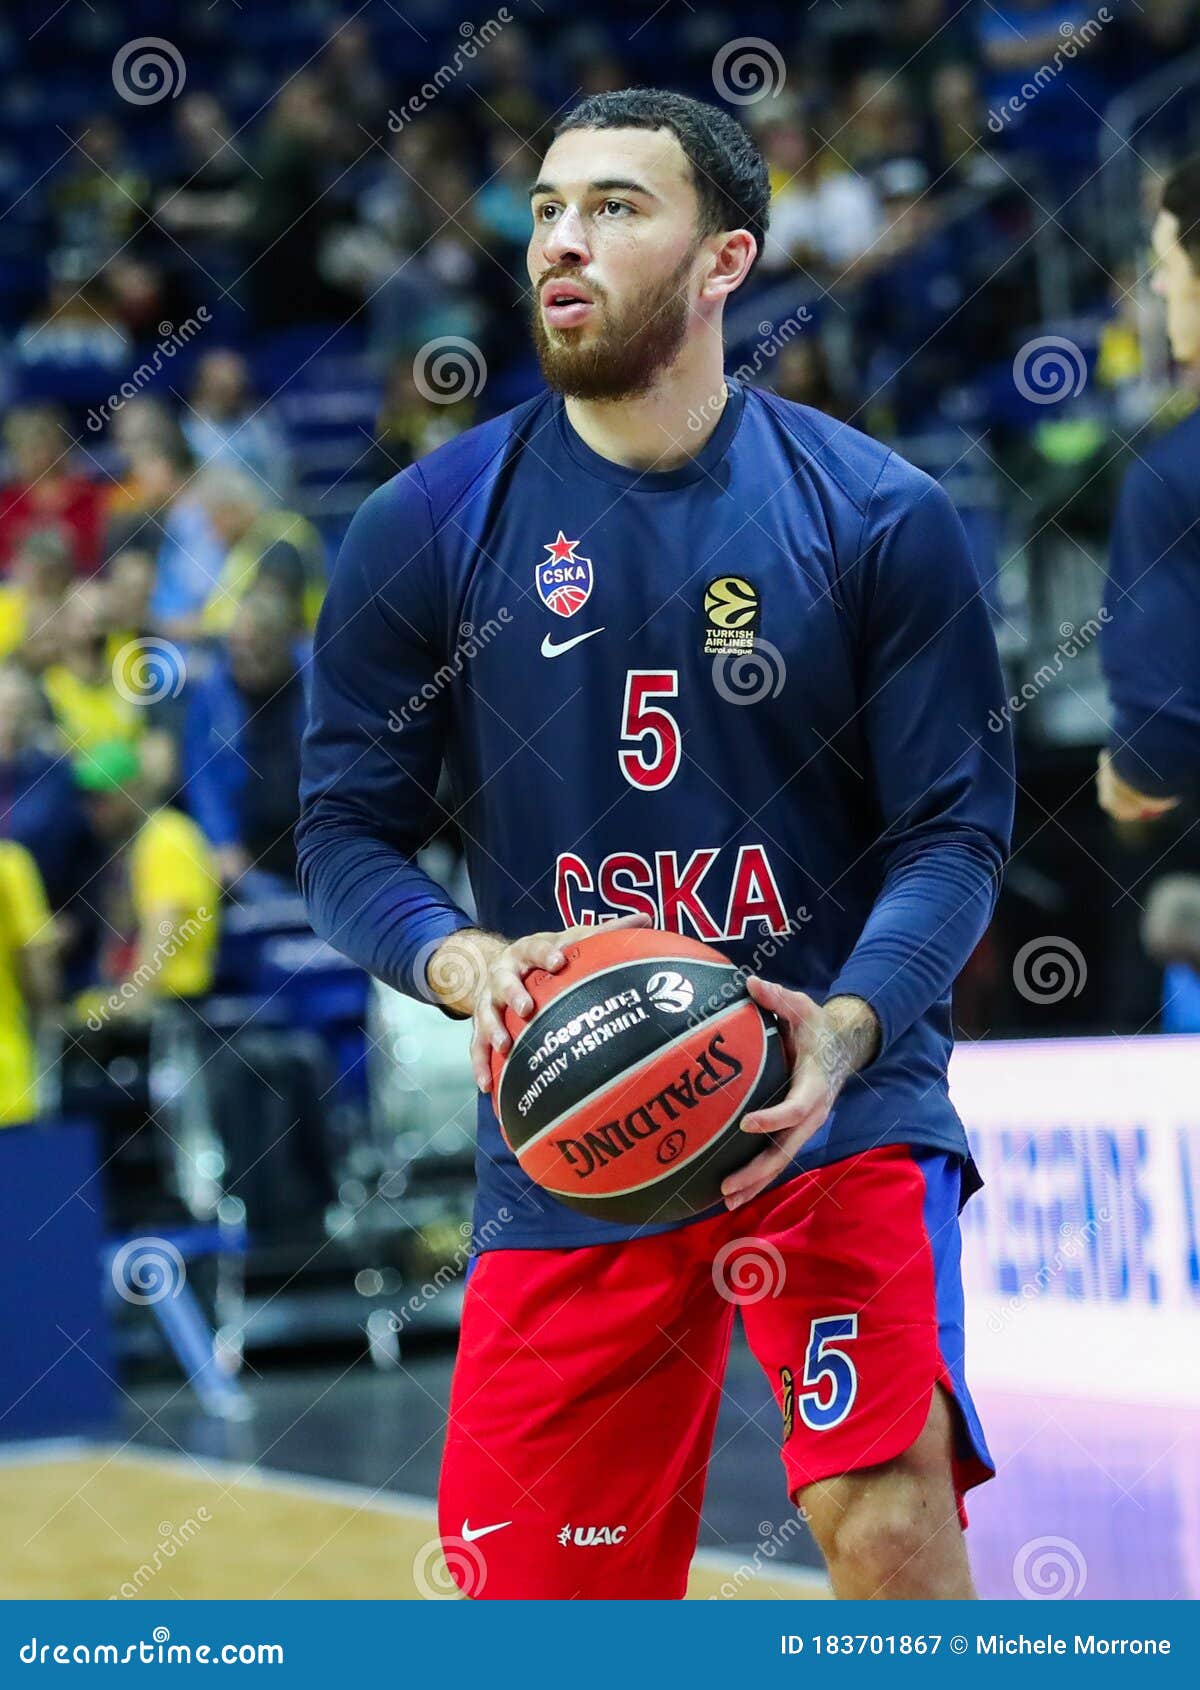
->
xmin=1162 ymin=154 xmax=1200 ymax=270
xmin=553 ymin=88 xmax=771 ymax=269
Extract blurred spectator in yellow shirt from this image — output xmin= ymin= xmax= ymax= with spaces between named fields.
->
xmin=73 ymin=740 xmax=219 ymax=1016
xmin=370 ymin=357 xmax=474 ymax=484
xmin=104 ymin=543 xmax=157 ymax=655
xmin=103 ymin=545 xmax=184 ymax=800
xmin=194 ymin=466 xmax=325 ymax=635
xmin=42 ymin=583 xmax=143 ymax=755
xmin=0 ymin=529 xmax=75 ymax=670
xmin=0 ymin=839 xmax=60 ymax=1124
xmin=49 ymin=114 xmax=148 ymax=262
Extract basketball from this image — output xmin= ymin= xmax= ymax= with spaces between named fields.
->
xmin=491 ymin=928 xmax=789 ymax=1224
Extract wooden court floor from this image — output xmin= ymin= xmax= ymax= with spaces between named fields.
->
xmin=0 ymin=1444 xmax=830 ymax=1601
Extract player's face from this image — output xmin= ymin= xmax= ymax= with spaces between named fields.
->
xmin=1151 ymin=210 xmax=1200 ymax=367
xmin=527 ymin=126 xmax=706 ymax=399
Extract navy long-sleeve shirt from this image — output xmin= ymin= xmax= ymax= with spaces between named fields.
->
xmin=1102 ymin=408 xmax=1200 ymax=799
xmin=297 ymin=380 xmax=1014 ymax=1248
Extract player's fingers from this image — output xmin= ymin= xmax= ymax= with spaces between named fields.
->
xmin=723 ymin=1111 xmax=822 ymax=1206
xmin=490 ymin=961 xmax=533 ymax=1020
xmin=469 ymin=1013 xmax=496 ymax=1092
xmin=741 ymin=1062 xmax=828 ymax=1134
xmin=553 ymin=912 xmax=651 ymax=952
xmin=476 ymin=989 xmax=512 ymax=1055
xmin=721 ymin=1142 xmax=791 ymax=1208
xmin=740 ymin=1096 xmax=825 ymax=1144
xmin=514 ymin=933 xmax=573 ymax=976
xmin=744 ymin=975 xmax=821 ymax=1026
xmin=512 ymin=912 xmax=654 ymax=978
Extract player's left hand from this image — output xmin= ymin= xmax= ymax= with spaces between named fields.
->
xmin=720 ymin=981 xmax=881 ymax=1211
xmin=1096 ymin=749 xmax=1179 ymax=822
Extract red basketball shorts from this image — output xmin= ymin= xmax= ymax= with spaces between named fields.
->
xmin=436 ymin=1143 xmax=992 ymax=1599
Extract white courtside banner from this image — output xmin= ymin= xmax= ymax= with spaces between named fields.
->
xmin=950 ymin=1035 xmax=1200 ymax=1405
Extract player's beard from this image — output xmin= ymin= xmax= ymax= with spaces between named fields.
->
xmin=531 ymin=245 xmax=697 ymax=401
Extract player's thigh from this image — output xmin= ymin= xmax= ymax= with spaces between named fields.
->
xmin=437 ymin=1232 xmax=735 ymax=1599
xmin=737 ymin=1145 xmax=992 ymax=1519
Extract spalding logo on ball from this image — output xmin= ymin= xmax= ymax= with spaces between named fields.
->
xmin=490 ymin=928 xmax=789 ymax=1225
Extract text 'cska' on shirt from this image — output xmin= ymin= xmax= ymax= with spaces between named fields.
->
xmin=297 ymin=378 xmax=1015 ymax=1249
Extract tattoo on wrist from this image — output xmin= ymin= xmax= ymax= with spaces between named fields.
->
xmin=817 ymin=996 xmax=882 ymax=1092
xmin=426 ymin=929 xmax=504 ymax=1012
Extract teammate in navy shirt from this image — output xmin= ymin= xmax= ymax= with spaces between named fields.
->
xmin=1100 ymin=155 xmax=1200 ymax=822
xmin=298 ymin=90 xmax=1013 ymax=1601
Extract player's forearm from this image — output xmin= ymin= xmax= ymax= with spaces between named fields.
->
xmin=296 ymin=823 xmax=473 ymax=1000
xmin=826 ymin=835 xmax=1003 ymax=1058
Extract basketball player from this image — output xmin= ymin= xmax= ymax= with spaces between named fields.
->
xmin=1098 ymin=154 xmax=1200 ymax=822
xmin=298 ymin=90 xmax=1014 ymax=1600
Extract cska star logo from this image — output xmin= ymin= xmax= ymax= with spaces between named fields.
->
xmin=536 ymin=531 xmax=593 ymax=618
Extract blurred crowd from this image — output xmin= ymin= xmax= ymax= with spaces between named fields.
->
xmin=0 ymin=361 xmax=320 ymax=1127
xmin=2 ymin=0 xmax=1200 ymax=1126
xmin=4 ymin=2 xmax=1198 ymax=419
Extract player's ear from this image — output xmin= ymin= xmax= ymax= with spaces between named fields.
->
xmin=698 ymin=229 xmax=757 ymax=305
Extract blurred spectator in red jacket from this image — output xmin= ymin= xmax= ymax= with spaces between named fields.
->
xmin=0 ymin=406 xmax=105 ymax=577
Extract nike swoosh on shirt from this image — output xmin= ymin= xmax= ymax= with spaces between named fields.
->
xmin=541 ymin=627 xmax=605 ymax=658
xmin=461 ymin=1519 xmax=512 ymax=1542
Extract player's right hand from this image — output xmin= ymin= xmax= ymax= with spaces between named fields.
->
xmin=425 ymin=915 xmax=652 ymax=1092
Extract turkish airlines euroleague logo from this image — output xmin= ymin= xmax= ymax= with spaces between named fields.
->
xmin=550 ymin=1029 xmax=744 ymax=1182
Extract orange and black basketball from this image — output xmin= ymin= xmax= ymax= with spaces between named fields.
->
xmin=490 ymin=927 xmax=789 ymax=1224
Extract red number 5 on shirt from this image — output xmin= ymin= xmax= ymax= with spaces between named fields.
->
xmin=619 ymin=670 xmax=681 ymax=791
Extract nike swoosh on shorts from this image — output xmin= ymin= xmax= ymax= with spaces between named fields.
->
xmin=460 ymin=1519 xmax=512 ymax=1541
